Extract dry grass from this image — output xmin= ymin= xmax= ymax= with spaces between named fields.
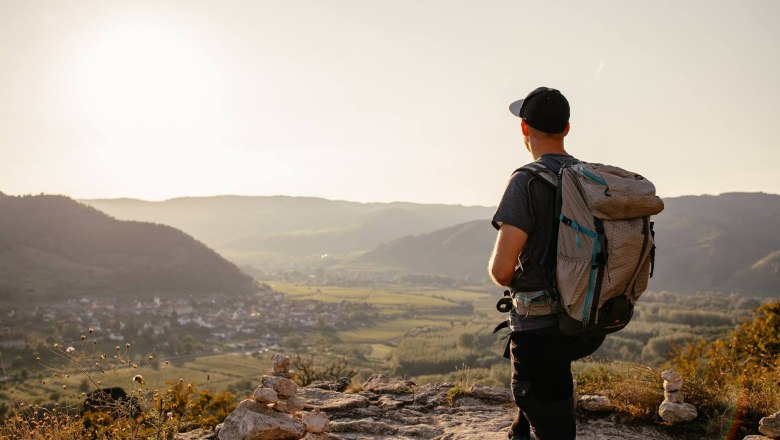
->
xmin=574 ymin=361 xmax=664 ymax=419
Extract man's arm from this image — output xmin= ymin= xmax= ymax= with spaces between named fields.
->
xmin=488 ymin=223 xmax=528 ymax=286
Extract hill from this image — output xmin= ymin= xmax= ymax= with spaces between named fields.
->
xmin=357 ymin=193 xmax=780 ymax=295
xmin=81 ymin=196 xmax=494 ymax=263
xmin=0 ymin=194 xmax=257 ymax=301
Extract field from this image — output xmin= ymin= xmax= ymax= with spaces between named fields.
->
xmin=2 ymin=283 xmax=767 ymax=415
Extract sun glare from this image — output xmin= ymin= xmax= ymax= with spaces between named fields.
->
xmin=77 ymin=23 xmax=217 ymax=138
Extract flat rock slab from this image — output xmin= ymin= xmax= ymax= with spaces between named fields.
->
xmin=298 ymin=387 xmax=369 ymax=412
xmin=470 ymin=384 xmax=512 ymax=404
xmin=362 ymin=374 xmax=415 ymax=394
xmin=577 ymin=418 xmax=679 ymax=440
xmin=413 ymin=382 xmax=453 ymax=408
xmin=330 ymin=419 xmax=398 ymax=435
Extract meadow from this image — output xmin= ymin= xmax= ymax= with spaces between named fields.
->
xmin=1 ymin=282 xmax=768 ymax=424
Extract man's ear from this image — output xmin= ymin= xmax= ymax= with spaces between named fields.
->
xmin=562 ymin=123 xmax=570 ymax=137
xmin=521 ymin=119 xmax=530 ymax=136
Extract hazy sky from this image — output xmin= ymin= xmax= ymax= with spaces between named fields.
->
xmin=1 ymin=0 xmax=779 ymax=206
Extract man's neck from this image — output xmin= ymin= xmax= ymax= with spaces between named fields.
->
xmin=530 ymin=141 xmax=568 ymax=160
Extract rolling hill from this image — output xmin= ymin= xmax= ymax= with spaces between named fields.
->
xmin=0 ymin=194 xmax=257 ymax=301
xmin=81 ymin=196 xmax=495 ymax=261
xmin=79 ymin=192 xmax=780 ymax=295
xmin=357 ymin=193 xmax=780 ymax=296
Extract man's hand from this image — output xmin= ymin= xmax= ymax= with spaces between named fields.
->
xmin=488 ymin=223 xmax=528 ymax=286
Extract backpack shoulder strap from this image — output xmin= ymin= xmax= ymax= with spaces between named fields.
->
xmin=514 ymin=161 xmax=557 ymax=188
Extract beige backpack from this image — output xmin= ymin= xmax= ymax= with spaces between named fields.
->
xmin=522 ymin=160 xmax=664 ymax=337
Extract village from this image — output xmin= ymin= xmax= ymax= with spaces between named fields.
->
xmin=0 ymin=288 xmax=375 ymax=370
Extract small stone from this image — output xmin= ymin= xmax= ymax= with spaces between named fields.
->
xmin=262 ymin=375 xmax=298 ymax=397
xmin=284 ymin=395 xmax=305 ymax=414
xmin=659 ymin=401 xmax=697 ymax=423
xmin=759 ymin=411 xmax=780 ymax=438
xmin=299 ymin=410 xmax=329 ymax=433
xmin=661 ymin=369 xmax=683 ymax=392
xmin=664 ymin=390 xmax=684 ymax=404
xmin=578 ymin=395 xmax=614 ymax=413
xmin=272 ymin=354 xmax=291 ymax=375
xmin=253 ymin=386 xmax=279 ymax=404
xmin=272 ymin=401 xmax=289 ymax=413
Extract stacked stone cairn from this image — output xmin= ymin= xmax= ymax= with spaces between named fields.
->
xmin=217 ymin=354 xmax=329 ymax=440
xmin=658 ymin=369 xmax=697 ymax=423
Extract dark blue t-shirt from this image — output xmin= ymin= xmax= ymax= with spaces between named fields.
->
xmin=492 ymin=154 xmax=578 ymax=331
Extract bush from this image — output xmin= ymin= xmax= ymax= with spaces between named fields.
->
xmin=670 ymin=301 xmax=780 ymax=437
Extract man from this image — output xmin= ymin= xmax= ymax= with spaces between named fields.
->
xmin=488 ymin=87 xmax=604 ymax=440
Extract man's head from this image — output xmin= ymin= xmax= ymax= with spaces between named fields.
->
xmin=509 ymin=87 xmax=570 ymax=134
xmin=509 ymin=87 xmax=570 ymax=156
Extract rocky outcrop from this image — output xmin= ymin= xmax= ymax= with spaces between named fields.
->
xmin=760 ymin=411 xmax=780 ymax=438
xmin=658 ymin=370 xmax=697 ymax=423
xmin=217 ymin=354 xmax=331 ymax=440
xmin=182 ymin=354 xmax=680 ymax=440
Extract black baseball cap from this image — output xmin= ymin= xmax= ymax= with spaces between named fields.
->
xmin=509 ymin=87 xmax=570 ymax=134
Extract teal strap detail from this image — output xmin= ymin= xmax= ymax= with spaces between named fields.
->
xmin=580 ymin=167 xmax=608 ymax=186
xmin=559 ymin=214 xmax=597 ymax=249
xmin=582 ymin=238 xmax=601 ymax=323
xmin=513 ymin=290 xmax=548 ymax=307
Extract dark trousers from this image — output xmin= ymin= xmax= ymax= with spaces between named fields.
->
xmin=508 ymin=331 xmax=604 ymax=440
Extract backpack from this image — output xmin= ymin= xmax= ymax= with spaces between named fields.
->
xmin=515 ymin=159 xmax=664 ymax=337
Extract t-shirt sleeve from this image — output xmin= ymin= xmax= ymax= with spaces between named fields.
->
xmin=491 ymin=171 xmax=534 ymax=235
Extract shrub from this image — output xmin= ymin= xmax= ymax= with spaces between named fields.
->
xmin=670 ymin=301 xmax=780 ymax=437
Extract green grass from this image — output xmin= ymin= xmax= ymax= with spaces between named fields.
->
xmin=367 ymin=344 xmax=393 ymax=361
xmin=338 ymin=319 xmax=452 ymax=343
xmin=268 ymin=282 xmax=496 ymax=309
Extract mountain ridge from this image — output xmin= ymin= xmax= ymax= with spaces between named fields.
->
xmin=0 ymin=194 xmax=258 ymax=301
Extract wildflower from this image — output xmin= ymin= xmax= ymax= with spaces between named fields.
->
xmin=35 ymin=356 xmax=40 ymax=362
xmin=88 ymin=328 xmax=94 ymax=334
xmin=166 ymin=412 xmax=173 ymax=419
xmin=62 ymin=385 xmax=67 ymax=390
xmin=54 ymin=343 xmax=59 ymax=348
xmin=148 ymin=355 xmax=154 ymax=361
xmin=126 ymin=342 xmax=131 ymax=349
xmin=115 ymin=345 xmax=120 ymax=351
xmin=66 ymin=346 xmax=75 ymax=353
xmin=132 ymin=374 xmax=145 ymax=384
xmin=80 ymin=335 xmax=86 ymax=340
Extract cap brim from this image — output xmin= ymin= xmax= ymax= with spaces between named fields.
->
xmin=509 ymin=99 xmax=524 ymax=117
